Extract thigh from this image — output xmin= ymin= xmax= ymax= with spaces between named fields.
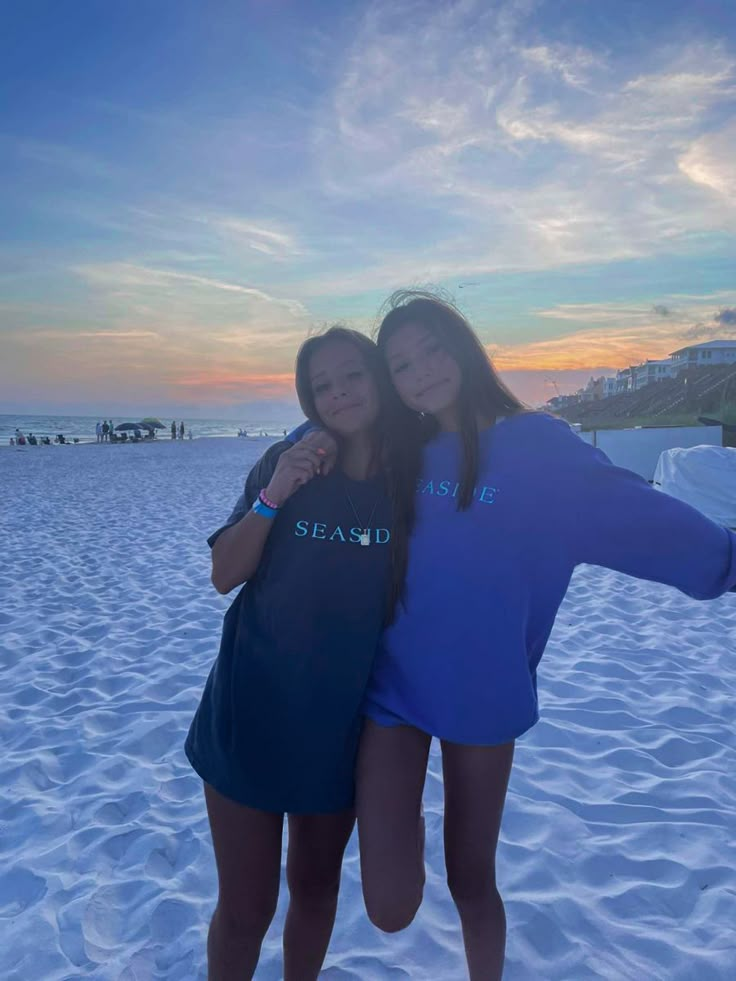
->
xmin=441 ymin=741 xmax=515 ymax=890
xmin=356 ymin=719 xmax=431 ymax=905
xmin=286 ymin=810 xmax=356 ymax=897
xmin=204 ymin=782 xmax=284 ymax=913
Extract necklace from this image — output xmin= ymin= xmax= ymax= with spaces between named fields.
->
xmin=343 ymin=480 xmax=380 ymax=546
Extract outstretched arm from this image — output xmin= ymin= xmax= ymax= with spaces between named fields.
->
xmin=546 ymin=419 xmax=736 ymax=599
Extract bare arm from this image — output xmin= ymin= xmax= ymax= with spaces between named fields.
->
xmin=211 ymin=431 xmax=338 ymax=594
xmin=211 ymin=508 xmax=279 ymax=594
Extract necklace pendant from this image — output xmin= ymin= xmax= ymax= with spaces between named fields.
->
xmin=360 ymin=531 xmax=370 ymax=546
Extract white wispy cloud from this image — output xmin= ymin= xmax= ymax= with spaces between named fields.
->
xmin=678 ymin=120 xmax=736 ymax=198
xmin=212 ymin=218 xmax=304 ymax=258
xmin=310 ymin=2 xmax=736 ymax=285
xmin=72 ymin=262 xmax=308 ymax=316
xmin=537 ymin=292 xmax=736 ymax=327
xmin=12 ymin=139 xmax=118 ymax=180
xmin=10 ymin=328 xmax=163 ymax=343
xmin=519 ymin=43 xmax=599 ymax=89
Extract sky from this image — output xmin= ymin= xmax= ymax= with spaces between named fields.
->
xmin=1 ymin=0 xmax=735 ymax=415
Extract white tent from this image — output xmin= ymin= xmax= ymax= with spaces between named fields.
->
xmin=653 ymin=445 xmax=736 ymax=528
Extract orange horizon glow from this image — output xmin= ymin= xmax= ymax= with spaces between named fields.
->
xmin=167 ymin=326 xmax=705 ymax=403
xmin=172 ymin=370 xmax=297 ymax=398
xmin=488 ymin=325 xmax=688 ymax=373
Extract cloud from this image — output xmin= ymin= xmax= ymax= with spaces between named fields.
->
xmin=72 ymin=262 xmax=308 ymax=316
xmin=311 ymin=5 xmax=736 ymax=284
xmin=213 ymin=219 xmax=302 ymax=256
xmin=679 ymin=319 xmax=736 ymax=340
xmin=30 ymin=329 xmax=161 ymax=341
xmin=518 ymin=293 xmax=736 ymax=369
xmin=715 ymin=307 xmax=736 ymax=326
xmin=679 ymin=121 xmax=736 ymax=199
xmin=537 ymin=302 xmax=675 ymax=326
xmin=488 ymin=322 xmax=680 ymax=371
xmin=13 ymin=139 xmax=117 ymax=180
xmin=519 ymin=44 xmax=598 ymax=89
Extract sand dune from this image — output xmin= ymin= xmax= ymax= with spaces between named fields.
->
xmin=1 ymin=437 xmax=734 ymax=979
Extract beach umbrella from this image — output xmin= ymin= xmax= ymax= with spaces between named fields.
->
xmin=115 ymin=422 xmax=141 ymax=431
xmin=135 ymin=421 xmax=156 ymax=432
xmin=139 ymin=417 xmax=165 ymax=429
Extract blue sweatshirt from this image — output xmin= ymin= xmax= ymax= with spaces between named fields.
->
xmin=363 ymin=413 xmax=736 ymax=745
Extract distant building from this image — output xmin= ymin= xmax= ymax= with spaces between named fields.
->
xmin=546 ymin=341 xmax=736 ymax=411
xmin=547 ymin=393 xmax=580 ymax=410
xmin=632 ymin=358 xmax=673 ymax=390
xmin=615 ymin=366 xmax=632 ymax=393
xmin=576 ymin=375 xmax=617 ymax=401
xmin=669 ymin=340 xmax=736 ymax=374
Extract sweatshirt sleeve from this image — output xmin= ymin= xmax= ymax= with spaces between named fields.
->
xmin=545 ymin=418 xmax=736 ymax=600
xmin=206 ymin=440 xmax=291 ymax=549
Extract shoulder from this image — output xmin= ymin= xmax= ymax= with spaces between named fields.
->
xmin=496 ymin=410 xmax=576 ymax=446
xmin=495 ymin=411 xmax=595 ymax=468
xmin=250 ymin=439 xmax=292 ymax=474
xmin=503 ymin=410 xmax=581 ymax=440
xmin=498 ymin=410 xmax=570 ymax=436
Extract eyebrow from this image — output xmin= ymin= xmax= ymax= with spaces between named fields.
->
xmin=310 ymin=357 xmax=363 ymax=380
xmin=387 ymin=336 xmax=431 ymax=362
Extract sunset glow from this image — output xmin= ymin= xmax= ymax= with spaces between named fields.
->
xmin=2 ymin=1 xmax=734 ymax=414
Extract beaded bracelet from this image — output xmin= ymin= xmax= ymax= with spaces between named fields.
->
xmin=259 ymin=489 xmax=280 ymax=510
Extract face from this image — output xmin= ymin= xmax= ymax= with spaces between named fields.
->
xmin=309 ymin=339 xmax=381 ymax=437
xmin=384 ymin=322 xmax=462 ymax=417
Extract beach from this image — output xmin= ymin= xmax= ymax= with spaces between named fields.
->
xmin=1 ymin=436 xmax=735 ymax=980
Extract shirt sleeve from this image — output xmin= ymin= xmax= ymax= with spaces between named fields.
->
xmin=286 ymin=419 xmax=319 ymax=442
xmin=545 ymin=417 xmax=736 ymax=600
xmin=206 ymin=440 xmax=292 ymax=549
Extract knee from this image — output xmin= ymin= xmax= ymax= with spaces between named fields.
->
xmin=213 ymin=894 xmax=278 ymax=942
xmin=446 ymin=865 xmax=498 ymax=911
xmin=287 ymin=869 xmax=341 ymax=910
xmin=363 ymin=881 xmax=423 ymax=934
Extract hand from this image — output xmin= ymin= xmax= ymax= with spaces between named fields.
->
xmin=264 ymin=430 xmax=338 ymax=506
xmin=302 ymin=429 xmax=338 ymax=475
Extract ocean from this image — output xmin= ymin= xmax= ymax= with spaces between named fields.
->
xmin=0 ymin=414 xmax=302 ymax=444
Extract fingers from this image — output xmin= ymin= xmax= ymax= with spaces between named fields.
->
xmin=291 ymin=462 xmax=318 ymax=486
xmin=288 ymin=445 xmax=323 ymax=470
xmin=281 ymin=446 xmax=323 ymax=490
xmin=319 ymin=450 xmax=336 ymax=476
xmin=301 ymin=429 xmax=338 ymax=475
xmin=302 ymin=429 xmax=337 ymax=453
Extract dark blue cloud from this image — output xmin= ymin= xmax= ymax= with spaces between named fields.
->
xmin=715 ymin=308 xmax=736 ymax=326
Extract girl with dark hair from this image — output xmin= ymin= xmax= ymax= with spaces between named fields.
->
xmin=355 ymin=291 xmax=736 ymax=980
xmin=185 ymin=326 xmax=401 ymax=980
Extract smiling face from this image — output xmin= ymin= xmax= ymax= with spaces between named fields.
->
xmin=308 ymin=339 xmax=381 ymax=438
xmin=384 ymin=321 xmax=463 ymax=421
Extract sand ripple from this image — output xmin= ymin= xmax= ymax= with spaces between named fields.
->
xmin=1 ymin=438 xmax=734 ymax=978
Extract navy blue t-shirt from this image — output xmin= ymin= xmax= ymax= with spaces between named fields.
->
xmin=185 ymin=441 xmax=392 ymax=813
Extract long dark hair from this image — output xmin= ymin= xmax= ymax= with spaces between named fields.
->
xmin=294 ymin=324 xmax=414 ymax=619
xmin=376 ymin=290 xmax=526 ymax=613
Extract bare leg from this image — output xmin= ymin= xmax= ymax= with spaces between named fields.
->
xmin=356 ymin=719 xmax=432 ymax=932
xmin=283 ymin=809 xmax=356 ymax=980
xmin=441 ymin=740 xmax=515 ymax=981
xmin=203 ymin=783 xmax=284 ymax=980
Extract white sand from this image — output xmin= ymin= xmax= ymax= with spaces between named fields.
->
xmin=2 ymin=437 xmax=735 ymax=980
